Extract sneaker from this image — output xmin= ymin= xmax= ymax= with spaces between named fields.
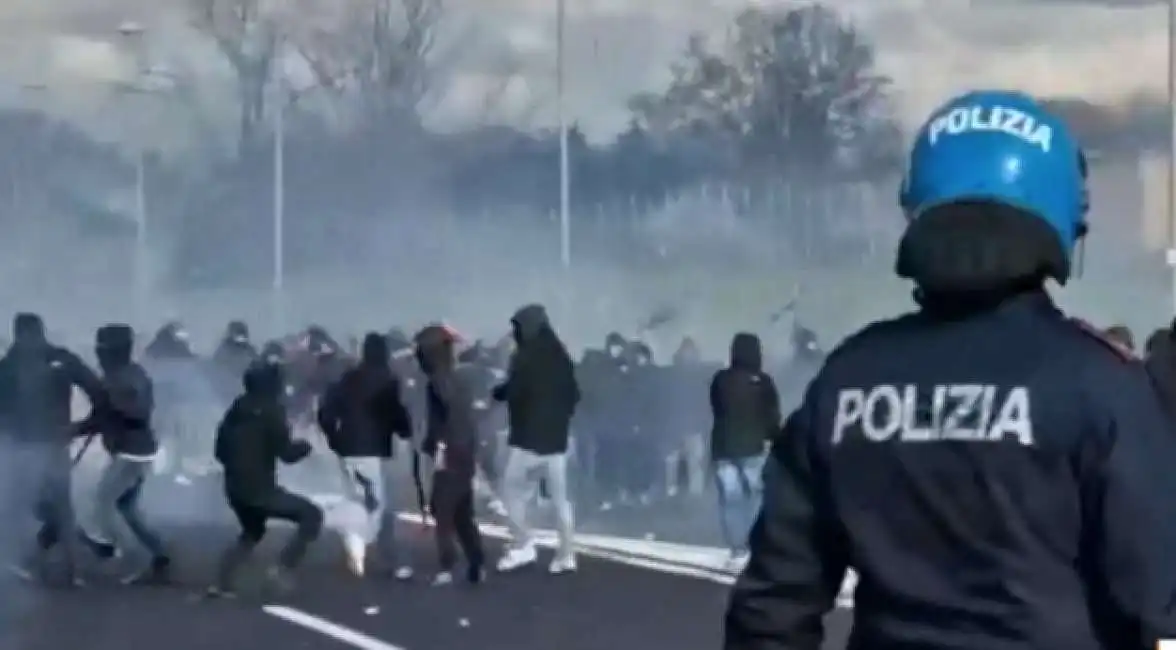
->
xmin=204 ymin=584 xmax=238 ymax=600
xmin=11 ymin=549 xmax=53 ymax=585
xmin=487 ymin=499 xmax=507 ymax=517
xmin=8 ymin=563 xmax=33 ymax=583
xmin=343 ymin=533 xmax=366 ymax=577
xmin=78 ymin=530 xmax=118 ymax=560
xmin=393 ymin=566 xmax=414 ymax=581
xmin=495 ymin=544 xmax=537 ymax=572
xmin=431 ymin=571 xmax=453 ymax=586
xmin=548 ymin=554 xmax=577 ymax=575
xmin=264 ymin=566 xmax=296 ymax=596
xmin=123 ymin=557 xmax=171 ymax=586
xmin=725 ymin=550 xmax=750 ymax=573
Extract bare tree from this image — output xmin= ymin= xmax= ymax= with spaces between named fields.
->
xmin=629 ymin=4 xmax=897 ymax=174
xmin=290 ymin=0 xmax=444 ymax=124
xmin=189 ymin=0 xmax=279 ymax=155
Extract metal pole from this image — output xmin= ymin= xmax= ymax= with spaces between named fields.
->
xmin=557 ymin=0 xmax=571 ymax=269
xmin=134 ymin=151 xmax=148 ymax=327
xmin=1168 ymin=0 xmax=1176 ymax=315
xmin=273 ymin=85 xmax=286 ymax=335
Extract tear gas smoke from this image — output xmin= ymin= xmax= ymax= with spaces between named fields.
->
xmin=0 ymin=0 xmax=1168 ymax=548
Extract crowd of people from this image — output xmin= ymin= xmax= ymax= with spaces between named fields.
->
xmin=0 ymin=292 xmax=829 ymax=597
xmin=12 ymin=88 xmax=1176 ymax=650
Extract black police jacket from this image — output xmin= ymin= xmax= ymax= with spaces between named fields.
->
xmin=725 ymin=291 xmax=1176 ymax=650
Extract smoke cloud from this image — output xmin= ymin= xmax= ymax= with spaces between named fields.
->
xmin=0 ymin=0 xmax=1165 ymax=549
xmin=0 ymin=0 xmax=1165 ymax=140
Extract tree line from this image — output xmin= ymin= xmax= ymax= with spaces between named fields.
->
xmin=0 ymin=1 xmax=1164 ymax=287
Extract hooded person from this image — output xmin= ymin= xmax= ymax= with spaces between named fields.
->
xmin=666 ymin=336 xmax=713 ymax=499
xmin=0 ymin=312 xmax=105 ymax=587
xmin=621 ymin=340 xmax=666 ymax=504
xmin=211 ymin=320 xmax=258 ymax=402
xmin=209 ymin=361 xmax=322 ymax=597
xmin=491 ymin=304 xmax=580 ymax=575
xmin=457 ymin=339 xmax=510 ymax=515
xmin=316 ymin=332 xmax=414 ymax=579
xmin=576 ymin=331 xmax=636 ymax=509
xmin=77 ymin=323 xmax=172 ymax=585
xmin=725 ymin=91 xmax=1176 ymax=650
xmin=414 ymin=324 xmax=485 ymax=586
xmin=143 ymin=321 xmax=195 ymax=361
xmin=141 ymin=320 xmax=216 ymax=484
xmin=708 ymin=332 xmax=781 ymax=566
xmin=287 ymin=326 xmax=349 ymax=428
xmin=1143 ymin=318 xmax=1176 ymax=419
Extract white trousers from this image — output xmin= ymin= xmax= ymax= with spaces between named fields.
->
xmin=337 ymin=456 xmax=394 ymax=546
xmin=501 ymin=447 xmax=575 ymax=557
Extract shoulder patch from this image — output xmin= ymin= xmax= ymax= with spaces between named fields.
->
xmin=1070 ymin=318 xmax=1137 ymax=361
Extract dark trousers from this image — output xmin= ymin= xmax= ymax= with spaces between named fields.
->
xmin=430 ymin=470 xmax=484 ymax=571
xmin=592 ymin=435 xmax=617 ymax=497
xmin=624 ymin=434 xmax=661 ymax=496
xmin=18 ymin=446 xmax=80 ymax=576
xmin=221 ymin=488 xmax=323 ymax=579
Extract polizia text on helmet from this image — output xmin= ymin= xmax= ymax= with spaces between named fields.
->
xmin=927 ymin=105 xmax=1052 ymax=153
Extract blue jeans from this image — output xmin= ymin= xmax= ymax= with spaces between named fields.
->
xmin=94 ymin=457 xmax=167 ymax=559
xmin=714 ymin=454 xmax=766 ymax=553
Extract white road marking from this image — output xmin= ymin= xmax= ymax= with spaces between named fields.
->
xmin=263 ymin=605 xmax=407 ymax=650
xmin=397 ymin=511 xmax=735 ymax=583
xmin=303 ymin=494 xmax=854 ymax=609
xmin=395 ymin=511 xmax=857 ymax=609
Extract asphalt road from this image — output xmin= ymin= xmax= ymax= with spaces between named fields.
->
xmin=2 ymin=517 xmax=853 ymax=650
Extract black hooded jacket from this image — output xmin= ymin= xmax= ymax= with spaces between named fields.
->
xmin=1143 ymin=324 xmax=1176 ymax=420
xmin=317 ymin=333 xmax=413 ymax=458
xmin=0 ymin=313 xmax=105 ymax=445
xmin=212 ymin=321 xmax=258 ymax=398
xmin=493 ymin=304 xmax=580 ymax=455
xmin=726 ymin=200 xmax=1176 ymax=650
xmin=85 ymin=324 xmax=157 ymax=458
xmin=215 ymin=362 xmax=311 ymax=503
xmin=709 ymin=332 xmax=781 ymax=460
xmin=576 ymin=332 xmax=631 ymax=433
xmin=416 ymin=325 xmax=478 ymax=476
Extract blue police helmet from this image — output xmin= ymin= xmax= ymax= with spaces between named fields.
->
xmin=900 ymin=90 xmax=1088 ymax=258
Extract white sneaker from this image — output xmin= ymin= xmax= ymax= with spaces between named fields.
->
xmin=431 ymin=571 xmax=453 ymax=586
xmin=725 ymin=551 xmax=750 ymax=573
xmin=495 ymin=543 xmax=537 ymax=572
xmin=548 ymin=554 xmax=577 ymax=575
xmin=488 ymin=499 xmax=507 ymax=517
xmin=394 ymin=566 xmax=414 ymax=581
xmin=344 ymin=533 xmax=366 ymax=577
xmin=8 ymin=563 xmax=32 ymax=582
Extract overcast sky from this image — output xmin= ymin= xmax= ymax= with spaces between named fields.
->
xmin=0 ymin=0 xmax=1167 ymax=146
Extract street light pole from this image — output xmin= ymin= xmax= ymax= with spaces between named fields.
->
xmin=117 ymin=20 xmax=151 ymax=327
xmin=272 ymin=76 xmax=287 ymax=335
xmin=1168 ymin=0 xmax=1176 ymax=315
xmin=134 ymin=151 xmax=148 ymax=327
xmin=557 ymin=0 xmax=571 ymax=270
